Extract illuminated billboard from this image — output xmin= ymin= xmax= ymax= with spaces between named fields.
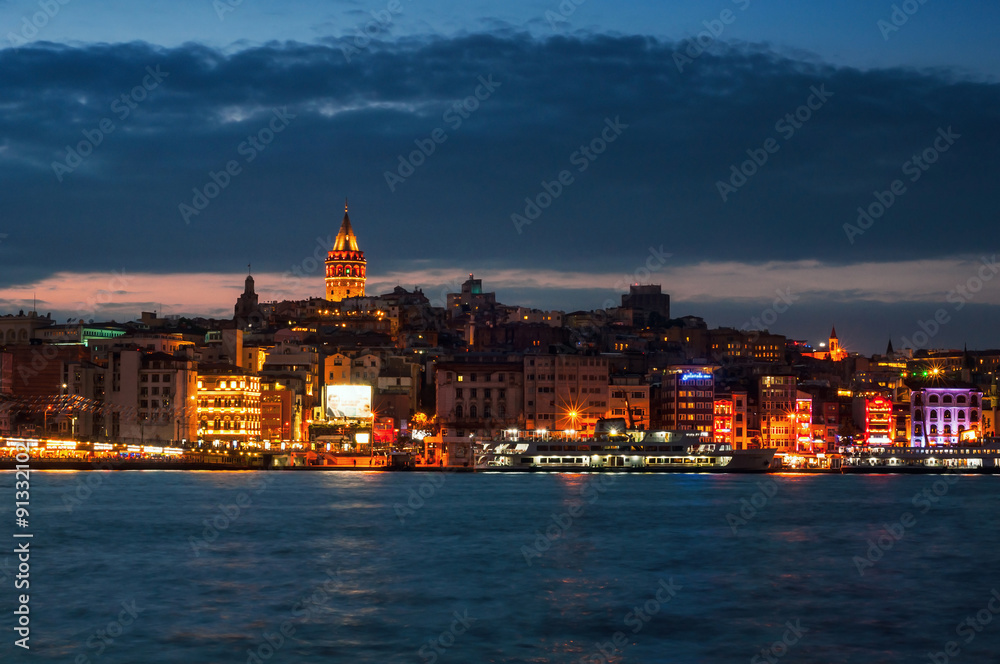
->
xmin=325 ymin=385 xmax=373 ymax=420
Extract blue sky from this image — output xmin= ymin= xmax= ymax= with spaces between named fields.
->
xmin=1 ymin=0 xmax=998 ymax=353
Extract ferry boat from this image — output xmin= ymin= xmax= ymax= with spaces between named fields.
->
xmin=460 ymin=420 xmax=778 ymax=473
xmin=840 ymin=442 xmax=1000 ymax=473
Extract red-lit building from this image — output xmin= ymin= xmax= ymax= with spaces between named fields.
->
xmin=713 ymin=397 xmax=733 ymax=445
xmin=864 ymin=395 xmax=893 ymax=445
xmin=373 ymin=417 xmax=396 ymax=446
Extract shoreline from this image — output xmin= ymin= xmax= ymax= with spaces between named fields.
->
xmin=2 ymin=459 xmax=998 ymax=474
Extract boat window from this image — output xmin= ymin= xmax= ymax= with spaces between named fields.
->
xmin=537 ymin=445 xmax=549 ymax=451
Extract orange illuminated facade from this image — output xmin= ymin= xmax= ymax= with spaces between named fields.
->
xmin=197 ymin=365 xmax=261 ymax=443
xmin=794 ymin=395 xmax=813 ymax=449
xmin=325 ymin=202 xmax=366 ymax=302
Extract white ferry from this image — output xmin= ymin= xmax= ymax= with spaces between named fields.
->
xmin=840 ymin=441 xmax=1000 ymax=473
xmin=463 ymin=421 xmax=778 ymax=473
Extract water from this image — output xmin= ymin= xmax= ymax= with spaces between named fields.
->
xmin=2 ymin=471 xmax=1000 ymax=663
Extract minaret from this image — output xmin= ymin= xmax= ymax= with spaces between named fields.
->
xmin=325 ymin=200 xmax=367 ymax=302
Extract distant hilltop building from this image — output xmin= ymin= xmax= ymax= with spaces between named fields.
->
xmin=325 ymin=201 xmax=366 ymax=302
xmin=805 ymin=326 xmax=847 ymax=362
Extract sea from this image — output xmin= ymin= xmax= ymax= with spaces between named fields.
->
xmin=2 ymin=470 xmax=1000 ymax=663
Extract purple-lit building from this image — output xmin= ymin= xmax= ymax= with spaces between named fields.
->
xmin=909 ymin=381 xmax=983 ymax=447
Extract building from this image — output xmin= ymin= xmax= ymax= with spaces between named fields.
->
xmin=197 ymin=363 xmax=262 ymax=445
xmin=609 ymin=374 xmax=649 ymax=428
xmin=759 ymin=374 xmax=796 ymax=450
xmin=325 ymin=202 xmax=366 ymax=302
xmin=435 ymin=360 xmax=524 ymax=436
xmin=707 ymin=328 xmax=786 ymax=364
xmin=909 ymin=381 xmax=984 ymax=447
xmin=794 ymin=391 xmax=815 ymax=450
xmin=0 ymin=310 xmax=52 ymax=345
xmin=652 ymin=366 xmax=715 ymax=434
xmin=104 ymin=349 xmax=198 ymax=444
xmin=714 ymin=396 xmax=733 ymax=445
xmin=857 ymin=394 xmax=893 ymax=445
xmin=524 ymin=354 xmax=609 ymax=432
xmin=731 ymin=390 xmax=749 ymax=448
xmin=261 ymin=383 xmax=294 ymax=442
xmin=447 ymin=274 xmax=497 ymax=319
xmin=621 ymin=284 xmax=670 ymax=327
xmin=806 ymin=326 xmax=848 ymax=362
xmin=0 ymin=351 xmax=11 ymax=435
xmin=323 ymin=352 xmax=352 ymax=385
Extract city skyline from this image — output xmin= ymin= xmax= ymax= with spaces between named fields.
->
xmin=1 ymin=1 xmax=999 ymax=354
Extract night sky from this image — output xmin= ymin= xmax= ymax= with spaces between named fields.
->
xmin=1 ymin=0 xmax=998 ymax=353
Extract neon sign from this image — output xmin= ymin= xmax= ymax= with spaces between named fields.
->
xmin=681 ymin=372 xmax=712 ymax=381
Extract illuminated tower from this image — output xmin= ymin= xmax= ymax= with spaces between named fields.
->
xmin=325 ymin=201 xmax=366 ymax=302
xmin=829 ymin=326 xmax=846 ymax=362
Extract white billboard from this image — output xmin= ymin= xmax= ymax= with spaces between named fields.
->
xmin=325 ymin=385 xmax=373 ymax=419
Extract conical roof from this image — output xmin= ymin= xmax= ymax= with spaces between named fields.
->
xmin=332 ymin=201 xmax=360 ymax=252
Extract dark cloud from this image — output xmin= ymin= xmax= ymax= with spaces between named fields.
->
xmin=0 ymin=32 xmax=997 ymax=293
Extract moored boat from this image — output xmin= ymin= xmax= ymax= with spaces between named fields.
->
xmin=462 ymin=421 xmax=778 ymax=472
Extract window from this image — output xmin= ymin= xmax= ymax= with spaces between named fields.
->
xmin=455 ymin=405 xmax=463 ymax=418
xmin=470 ymin=405 xmax=478 ymax=418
